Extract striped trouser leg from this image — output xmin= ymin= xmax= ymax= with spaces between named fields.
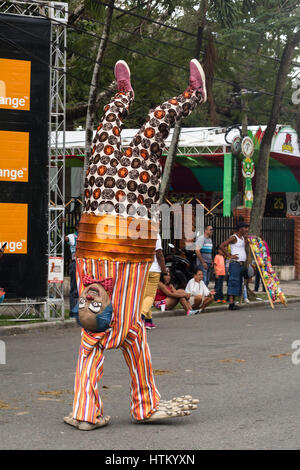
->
xmin=121 ymin=320 xmax=160 ymax=420
xmin=72 ymin=341 xmax=105 ymax=424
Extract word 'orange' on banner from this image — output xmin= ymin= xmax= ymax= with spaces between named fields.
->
xmin=0 ymin=203 xmax=28 ymax=254
xmin=0 ymin=130 xmax=29 ymax=182
xmin=0 ymin=58 xmax=31 ymax=111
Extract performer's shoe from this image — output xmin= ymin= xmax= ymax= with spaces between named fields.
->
xmin=189 ymin=58 xmax=207 ymax=103
xmin=78 ymin=416 xmax=110 ymax=431
xmin=114 ymin=60 xmax=134 ymax=97
xmin=64 ymin=412 xmax=110 ymax=431
xmin=138 ymin=396 xmax=198 ymax=422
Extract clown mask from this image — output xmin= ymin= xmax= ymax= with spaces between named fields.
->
xmin=78 ymin=282 xmax=113 ymax=332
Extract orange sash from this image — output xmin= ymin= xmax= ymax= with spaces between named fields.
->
xmin=76 ymin=213 xmax=158 ymax=262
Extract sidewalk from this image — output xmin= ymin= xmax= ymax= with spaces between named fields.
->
xmin=150 ymin=279 xmax=300 ymax=319
xmin=0 ymin=280 xmax=299 ymax=336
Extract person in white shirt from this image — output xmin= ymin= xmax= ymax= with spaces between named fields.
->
xmin=185 ymin=269 xmax=215 ymax=313
xmin=219 ymin=221 xmax=249 ymax=311
xmin=141 ymin=234 xmax=168 ymax=329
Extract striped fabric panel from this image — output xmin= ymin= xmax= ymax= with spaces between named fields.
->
xmin=72 ymin=343 xmax=105 ymax=423
xmin=72 ymin=258 xmax=159 ymax=422
xmin=76 ymin=258 xmax=149 ymax=349
xmin=122 ymin=321 xmax=160 ymax=420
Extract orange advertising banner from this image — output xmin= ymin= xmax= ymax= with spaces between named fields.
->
xmin=0 ymin=203 xmax=28 ymax=254
xmin=0 ymin=130 xmax=29 ymax=182
xmin=0 ymin=58 xmax=31 ymax=111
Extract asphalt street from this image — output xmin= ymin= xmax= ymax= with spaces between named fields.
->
xmin=1 ymin=303 xmax=300 ymax=450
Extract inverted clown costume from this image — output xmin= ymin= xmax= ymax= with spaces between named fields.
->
xmin=64 ymin=59 xmax=206 ymax=431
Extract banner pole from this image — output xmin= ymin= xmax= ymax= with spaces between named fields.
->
xmin=249 ymin=241 xmax=274 ymax=309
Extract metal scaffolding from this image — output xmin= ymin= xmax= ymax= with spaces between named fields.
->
xmin=0 ymin=0 xmax=68 ymax=320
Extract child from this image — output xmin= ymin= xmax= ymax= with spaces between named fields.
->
xmin=213 ymin=246 xmax=226 ymax=303
xmin=0 ymin=288 xmax=5 ymax=305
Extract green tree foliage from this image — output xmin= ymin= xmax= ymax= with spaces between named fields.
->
xmin=65 ymin=0 xmax=299 ymax=133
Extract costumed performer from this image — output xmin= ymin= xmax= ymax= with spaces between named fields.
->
xmin=64 ymin=58 xmax=207 ymax=431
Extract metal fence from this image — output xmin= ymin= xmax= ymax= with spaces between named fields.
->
xmin=162 ymin=213 xmax=294 ymax=267
xmin=261 ymin=217 xmax=294 ymax=265
xmin=64 ymin=205 xmax=295 ymax=273
xmin=206 ymin=215 xmax=294 ymax=266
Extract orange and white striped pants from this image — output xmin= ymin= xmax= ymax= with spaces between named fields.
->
xmin=72 ymin=258 xmax=160 ymax=423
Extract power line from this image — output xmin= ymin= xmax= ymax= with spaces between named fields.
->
xmin=0 ymin=28 xmax=151 ymax=112
xmin=80 ymin=14 xmax=199 ymax=55
xmin=38 ymin=12 xmax=284 ymax=101
xmin=93 ymin=0 xmax=300 ymax=68
xmin=78 ymin=12 xmax=283 ymax=86
xmin=0 ymin=10 xmax=294 ymax=119
xmin=3 ymin=0 xmax=300 ymax=70
xmin=1 ymin=5 xmax=279 ymax=100
xmin=0 ymin=15 xmax=182 ymax=100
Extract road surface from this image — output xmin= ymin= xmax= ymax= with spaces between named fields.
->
xmin=1 ymin=303 xmax=300 ymax=450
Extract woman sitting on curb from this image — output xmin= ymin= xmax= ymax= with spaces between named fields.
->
xmin=154 ymin=272 xmax=199 ymax=316
xmin=185 ymin=269 xmax=215 ymax=313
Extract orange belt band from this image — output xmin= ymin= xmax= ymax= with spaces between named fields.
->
xmin=76 ymin=213 xmax=158 ymax=262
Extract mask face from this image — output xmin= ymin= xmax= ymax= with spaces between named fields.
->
xmin=78 ymin=282 xmax=111 ymax=331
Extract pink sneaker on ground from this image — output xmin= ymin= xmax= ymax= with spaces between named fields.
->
xmin=145 ymin=321 xmax=157 ymax=329
xmin=114 ymin=60 xmax=134 ymax=96
xmin=189 ymin=59 xmax=207 ymax=103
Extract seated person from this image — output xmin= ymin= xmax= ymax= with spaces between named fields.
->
xmin=155 ymin=271 xmax=199 ymax=316
xmin=185 ymin=269 xmax=215 ymax=313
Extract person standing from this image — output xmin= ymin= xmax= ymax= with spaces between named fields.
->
xmin=64 ymin=58 xmax=204 ymax=430
xmin=65 ymin=222 xmax=79 ymax=317
xmin=141 ymin=234 xmax=168 ymax=330
xmin=213 ymin=246 xmax=226 ymax=303
xmin=220 ymin=222 xmax=249 ymax=310
xmin=195 ymin=225 xmax=213 ymax=286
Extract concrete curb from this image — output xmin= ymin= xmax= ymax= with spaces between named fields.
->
xmin=0 ymin=318 xmax=77 ymax=337
xmin=151 ymin=296 xmax=300 ymax=319
xmin=1 ymin=297 xmax=299 ymax=337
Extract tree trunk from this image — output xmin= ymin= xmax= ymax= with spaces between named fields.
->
xmin=296 ymin=100 xmax=300 ymax=150
xmin=68 ymin=2 xmax=85 ymax=26
xmin=81 ymin=0 xmax=115 ymax=200
xmin=203 ymin=31 xmax=217 ymax=126
xmin=194 ymin=0 xmax=207 ymax=59
xmin=67 ymin=81 xmax=116 ymax=125
xmin=159 ymin=120 xmax=181 ymax=204
xmin=249 ymin=34 xmax=300 ymax=236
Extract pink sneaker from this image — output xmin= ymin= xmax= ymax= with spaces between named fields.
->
xmin=114 ymin=60 xmax=134 ymax=95
xmin=145 ymin=321 xmax=157 ymax=329
xmin=189 ymin=59 xmax=207 ymax=103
